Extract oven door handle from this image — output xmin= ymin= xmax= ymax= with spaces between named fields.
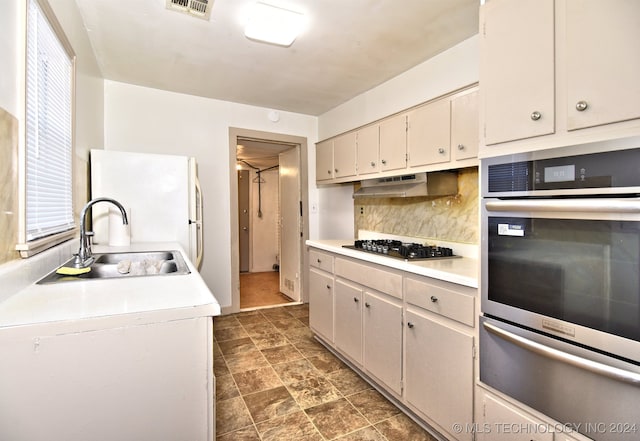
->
xmin=485 ymin=198 xmax=640 ymax=214
xmin=483 ymin=321 xmax=640 ymax=386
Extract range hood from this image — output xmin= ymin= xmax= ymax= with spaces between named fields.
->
xmin=353 ymin=171 xmax=458 ymax=198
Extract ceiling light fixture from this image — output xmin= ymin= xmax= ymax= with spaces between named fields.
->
xmin=244 ymin=1 xmax=305 ymax=47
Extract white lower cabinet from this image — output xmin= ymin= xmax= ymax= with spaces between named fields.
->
xmin=404 ymin=308 xmax=474 ymax=441
xmin=477 ymin=387 xmax=594 ymax=441
xmin=478 ymin=390 xmax=554 ymax=441
xmin=334 ymin=279 xmax=363 ymax=365
xmin=308 ymin=247 xmax=478 ymax=441
xmin=309 ymin=267 xmax=334 ymax=343
xmin=334 ymin=277 xmax=403 ymax=395
xmin=363 ymin=290 xmax=403 ymax=395
xmin=0 ymin=317 xmax=214 ymax=441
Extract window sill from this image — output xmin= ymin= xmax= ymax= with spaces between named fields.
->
xmin=16 ymin=229 xmax=77 ymax=258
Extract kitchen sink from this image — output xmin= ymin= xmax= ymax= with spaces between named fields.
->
xmin=37 ymin=250 xmax=191 ymax=284
xmin=94 ymin=251 xmax=176 ymax=264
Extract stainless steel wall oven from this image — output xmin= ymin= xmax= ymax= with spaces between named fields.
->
xmin=480 ymin=142 xmax=640 ymax=441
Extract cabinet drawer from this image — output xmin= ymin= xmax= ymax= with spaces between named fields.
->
xmin=335 ymin=258 xmax=402 ymax=299
xmin=404 ymin=277 xmax=475 ymax=327
xmin=309 ymin=250 xmax=334 ymax=273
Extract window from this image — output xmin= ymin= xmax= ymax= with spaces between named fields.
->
xmin=17 ymin=0 xmax=76 ymax=257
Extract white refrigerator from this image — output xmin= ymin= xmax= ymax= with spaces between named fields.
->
xmin=90 ymin=149 xmax=203 ymax=268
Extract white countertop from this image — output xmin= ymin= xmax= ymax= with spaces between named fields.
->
xmin=306 ymin=239 xmax=479 ymax=288
xmin=0 ymin=242 xmax=220 ymax=329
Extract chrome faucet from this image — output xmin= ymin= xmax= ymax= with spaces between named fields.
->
xmin=74 ymin=197 xmax=129 ymax=268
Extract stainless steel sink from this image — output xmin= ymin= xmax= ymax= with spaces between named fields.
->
xmin=94 ymin=251 xmax=176 ymax=264
xmin=37 ymin=250 xmax=191 ymax=284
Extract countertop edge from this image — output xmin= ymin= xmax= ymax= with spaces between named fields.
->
xmin=0 ymin=242 xmax=221 ymax=329
xmin=307 ymin=239 xmax=479 ymax=289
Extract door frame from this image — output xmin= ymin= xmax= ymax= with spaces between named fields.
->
xmin=227 ymin=127 xmax=310 ymax=314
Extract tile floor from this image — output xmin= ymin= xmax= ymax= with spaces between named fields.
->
xmin=213 ymin=304 xmax=438 ymax=441
xmin=239 ymin=271 xmax=293 ymax=309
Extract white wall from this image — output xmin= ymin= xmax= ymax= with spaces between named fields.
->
xmin=318 ymin=35 xmax=480 ymax=139
xmin=104 ymin=81 xmax=317 ymax=309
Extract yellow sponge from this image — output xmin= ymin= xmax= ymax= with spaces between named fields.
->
xmin=56 ymin=266 xmax=92 ymax=276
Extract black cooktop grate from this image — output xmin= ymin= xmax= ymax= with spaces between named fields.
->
xmin=342 ymin=240 xmax=459 ymax=261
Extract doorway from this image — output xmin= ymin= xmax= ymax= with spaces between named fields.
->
xmin=229 ymin=128 xmax=310 ymax=314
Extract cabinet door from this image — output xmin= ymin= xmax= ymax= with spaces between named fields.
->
xmin=363 ymin=291 xmax=402 ymax=395
xmin=356 ymin=124 xmax=380 ymax=176
xmin=333 ymin=132 xmax=357 ymax=178
xmin=405 ymin=309 xmax=474 ymax=441
xmin=407 ymin=99 xmax=451 ymax=167
xmin=477 ymin=391 xmax=554 ymax=441
xmin=451 ymin=89 xmax=479 ymax=161
xmin=481 ymin=0 xmax=555 ymax=145
xmin=379 ymin=113 xmax=407 ymax=172
xmin=309 ymin=268 xmax=334 ymax=342
xmin=334 ymin=279 xmax=363 ymax=365
xmin=565 ymin=0 xmax=640 ymax=130
xmin=315 ymin=140 xmax=334 ymax=182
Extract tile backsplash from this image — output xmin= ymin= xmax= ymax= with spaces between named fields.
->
xmin=355 ymin=167 xmax=478 ymax=244
xmin=0 ymin=107 xmax=19 ymax=265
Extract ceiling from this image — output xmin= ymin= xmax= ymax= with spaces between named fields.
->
xmin=236 ymin=138 xmax=296 ymax=170
xmin=74 ymin=0 xmax=479 ymax=116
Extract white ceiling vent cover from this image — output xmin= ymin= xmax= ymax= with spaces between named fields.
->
xmin=166 ymin=0 xmax=212 ymax=20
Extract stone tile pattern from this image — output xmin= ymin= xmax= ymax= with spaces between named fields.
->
xmin=214 ymin=304 xmax=438 ymax=440
xmin=355 ymin=167 xmax=478 ymax=244
xmin=0 ymin=107 xmax=19 ymax=265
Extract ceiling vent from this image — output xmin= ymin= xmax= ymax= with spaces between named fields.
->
xmin=166 ymin=0 xmax=212 ymax=21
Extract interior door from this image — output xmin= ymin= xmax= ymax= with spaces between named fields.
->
xmin=237 ymin=170 xmax=250 ymax=273
xmin=279 ymin=147 xmax=301 ymax=301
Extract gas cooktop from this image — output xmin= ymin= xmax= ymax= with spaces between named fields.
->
xmin=342 ymin=240 xmax=460 ymax=261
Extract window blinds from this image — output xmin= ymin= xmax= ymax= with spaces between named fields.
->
xmin=25 ymin=0 xmax=74 ymax=241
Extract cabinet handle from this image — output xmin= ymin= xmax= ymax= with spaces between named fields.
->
xmin=353 ymin=297 xmax=359 ymax=303
xmin=335 ymin=168 xmax=339 ymax=173
xmin=430 ymin=296 xmax=438 ymax=303
xmin=316 ymin=258 xmax=321 ymax=263
xmin=381 ymin=159 xmax=387 ymax=165
xmin=530 ymin=111 xmax=542 ymax=121
xmin=438 ymin=148 xmax=445 ymax=154
xmin=370 ymin=161 xmax=375 ymax=167
xmin=407 ymin=322 xmax=414 ymax=328
xmin=326 ymin=284 xmax=331 ymax=290
xmin=457 ymin=144 xmax=465 ymax=151
xmin=327 ymin=170 xmax=331 ymax=175
xmin=576 ymin=100 xmax=589 ymax=111
xmin=365 ymin=302 xmax=371 ymax=308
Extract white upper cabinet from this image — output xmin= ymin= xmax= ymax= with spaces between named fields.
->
xmin=332 ymin=132 xmax=357 ymax=179
xmin=451 ymin=89 xmax=479 ymax=161
xmin=316 ymin=84 xmax=478 ymax=184
xmin=407 ymin=98 xmax=451 ymax=167
xmin=356 ymin=124 xmax=380 ymax=176
xmin=379 ymin=113 xmax=408 ymax=172
xmin=315 ymin=139 xmax=334 ymax=182
xmin=480 ymin=0 xmax=555 ymax=145
xmin=480 ymin=0 xmax=640 ymax=155
xmin=564 ymin=0 xmax=640 ymax=130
